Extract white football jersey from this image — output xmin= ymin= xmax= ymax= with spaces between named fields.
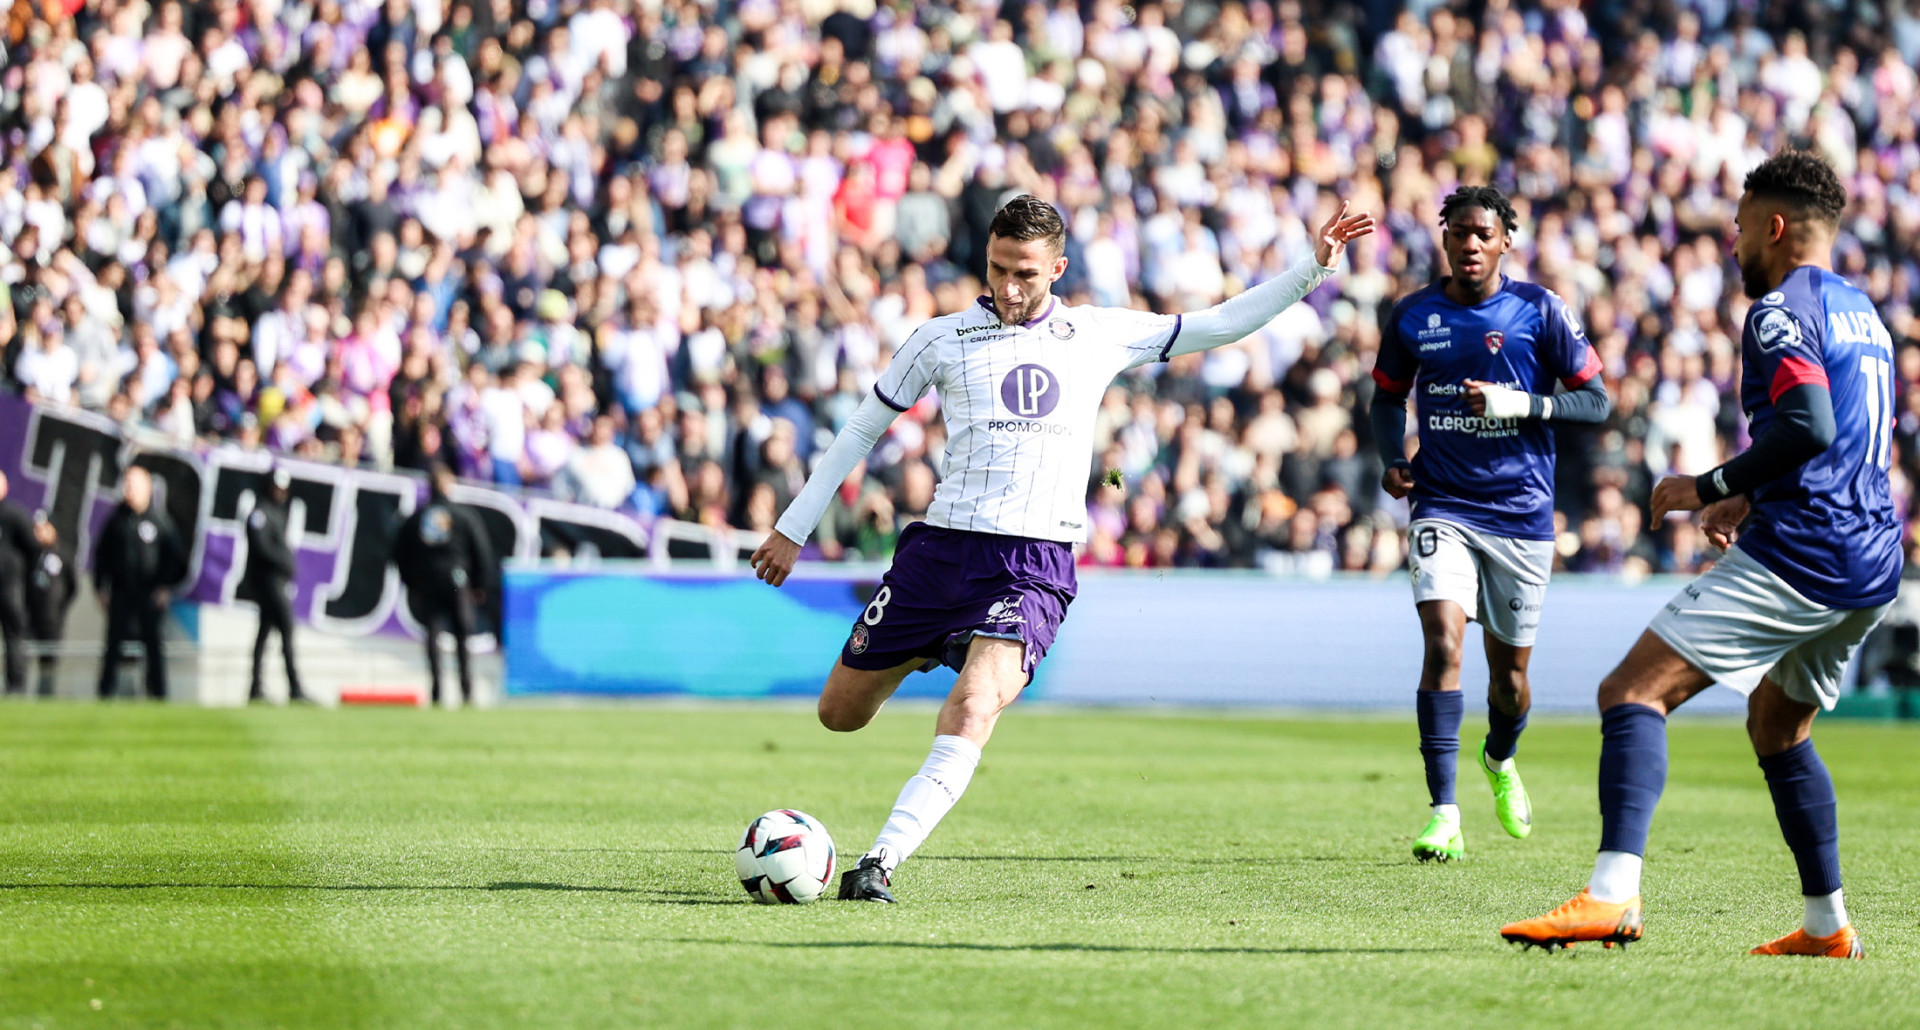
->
xmin=876 ymin=297 xmax=1180 ymax=543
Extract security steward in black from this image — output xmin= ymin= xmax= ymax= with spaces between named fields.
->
xmin=395 ymin=465 xmax=496 ymax=705
xmin=0 ymin=470 xmax=35 ymax=695
xmin=94 ymin=466 xmax=187 ymax=699
xmin=247 ymin=468 xmax=311 ymax=704
xmin=25 ymin=512 xmax=77 ymax=696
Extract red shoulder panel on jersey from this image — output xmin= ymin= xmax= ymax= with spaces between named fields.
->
xmin=1372 ymin=367 xmax=1413 ymax=394
xmin=1561 ymin=346 xmax=1603 ymax=389
xmin=1769 ymin=355 xmax=1829 ymax=402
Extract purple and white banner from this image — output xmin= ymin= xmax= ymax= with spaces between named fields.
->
xmin=0 ymin=396 xmax=649 ymax=641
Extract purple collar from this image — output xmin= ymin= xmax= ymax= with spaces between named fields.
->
xmin=974 ymin=295 xmax=1058 ymax=328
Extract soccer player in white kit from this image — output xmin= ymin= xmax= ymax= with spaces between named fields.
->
xmin=751 ymin=195 xmax=1375 ymax=901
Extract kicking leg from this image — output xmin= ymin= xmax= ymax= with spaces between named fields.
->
xmin=1481 ymin=634 xmax=1533 ymax=838
xmin=842 ymin=637 xmax=1025 ymax=902
xmin=1748 ymin=679 xmax=1860 ymax=957
xmin=1413 ymin=600 xmax=1467 ymax=862
xmin=1501 ymin=631 xmax=1712 ymax=949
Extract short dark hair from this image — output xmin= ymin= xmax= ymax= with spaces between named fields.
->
xmin=1439 ymin=186 xmax=1518 ymax=235
xmin=987 ymin=195 xmax=1067 ymax=253
xmin=1744 ymin=150 xmax=1847 ymax=226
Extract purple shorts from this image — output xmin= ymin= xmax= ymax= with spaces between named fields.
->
xmin=841 ymin=522 xmax=1077 ymax=680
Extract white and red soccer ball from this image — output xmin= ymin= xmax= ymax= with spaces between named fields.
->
xmin=735 ymin=810 xmax=836 ymax=904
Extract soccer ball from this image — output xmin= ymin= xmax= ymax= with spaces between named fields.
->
xmin=735 ymin=809 xmax=836 ymax=904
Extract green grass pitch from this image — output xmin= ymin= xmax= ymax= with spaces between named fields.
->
xmin=0 ymin=703 xmax=1915 ymax=1028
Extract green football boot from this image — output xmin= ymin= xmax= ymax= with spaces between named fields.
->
xmin=1412 ymin=809 xmax=1464 ymax=863
xmin=1480 ymin=741 xmax=1532 ymax=840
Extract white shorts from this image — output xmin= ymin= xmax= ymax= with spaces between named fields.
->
xmin=1648 ymin=545 xmax=1891 ymax=710
xmin=1406 ymin=518 xmax=1555 ymax=647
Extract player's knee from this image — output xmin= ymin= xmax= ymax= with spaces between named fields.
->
xmin=1421 ymin=633 xmax=1464 ymax=674
xmin=1490 ymin=668 xmax=1527 ymax=704
xmin=816 ymin=695 xmax=869 ymax=733
xmin=1596 ymin=667 xmax=1652 ymax=712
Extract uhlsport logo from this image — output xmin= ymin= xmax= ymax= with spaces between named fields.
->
xmin=1000 ymin=363 xmax=1060 ymax=418
xmin=1485 ymin=330 xmax=1505 ymax=353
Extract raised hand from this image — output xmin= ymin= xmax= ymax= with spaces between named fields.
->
xmin=1315 ymin=200 xmax=1378 ymax=268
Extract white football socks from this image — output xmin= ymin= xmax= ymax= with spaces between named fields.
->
xmin=1431 ymin=803 xmax=1460 ymax=822
xmin=867 ymin=734 xmax=982 ymax=873
xmin=1483 ymin=751 xmax=1515 ymax=774
xmin=1805 ymin=888 xmax=1849 ymax=938
xmin=1588 ymin=850 xmax=1643 ymax=903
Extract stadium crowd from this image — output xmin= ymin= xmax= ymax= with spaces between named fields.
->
xmin=4 ymin=0 xmax=1920 ymax=578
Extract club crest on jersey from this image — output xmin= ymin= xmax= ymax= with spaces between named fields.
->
xmin=1048 ymin=319 xmax=1075 ymax=340
xmin=848 ymin=624 xmax=870 ymax=654
xmin=1755 ymin=307 xmax=1802 ymax=353
xmin=1484 ymin=330 xmax=1505 ymax=353
xmin=999 ymin=363 xmax=1061 ymax=419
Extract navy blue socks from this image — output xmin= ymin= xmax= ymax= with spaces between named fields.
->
xmin=1417 ymin=690 xmax=1464 ymax=807
xmin=1758 ymin=738 xmax=1843 ymax=897
xmin=1597 ymin=703 xmax=1668 ymax=856
xmin=1485 ymin=702 xmax=1529 ymax=763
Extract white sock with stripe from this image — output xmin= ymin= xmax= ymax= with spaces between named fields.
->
xmin=867 ymin=735 xmax=982 ymax=874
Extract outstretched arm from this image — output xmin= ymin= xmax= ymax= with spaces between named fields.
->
xmin=751 ymin=392 xmax=903 ymax=586
xmin=1163 ymin=203 xmax=1375 ymax=359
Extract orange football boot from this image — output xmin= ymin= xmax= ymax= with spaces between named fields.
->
xmin=1501 ymin=889 xmax=1643 ymax=952
xmin=1751 ymin=925 xmax=1862 ymax=958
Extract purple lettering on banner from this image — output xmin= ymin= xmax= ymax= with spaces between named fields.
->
xmin=0 ymin=396 xmax=651 ymax=645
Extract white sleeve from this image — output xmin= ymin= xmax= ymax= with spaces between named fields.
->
xmin=1164 ymin=257 xmax=1337 ymax=359
xmin=773 ymin=392 xmax=902 ymax=545
xmin=874 ymin=324 xmax=940 ymax=411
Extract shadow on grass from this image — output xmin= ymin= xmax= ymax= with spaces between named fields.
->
xmin=0 ymin=881 xmax=744 ymax=903
xmin=669 ymin=938 xmax=1440 ymax=956
xmin=924 ymin=855 xmax=1402 ymax=867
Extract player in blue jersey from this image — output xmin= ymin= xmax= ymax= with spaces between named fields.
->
xmin=1503 ymin=152 xmax=1897 ymax=957
xmin=1369 ymin=186 xmax=1612 ymax=862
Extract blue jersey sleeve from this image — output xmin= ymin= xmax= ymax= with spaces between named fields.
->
xmin=1537 ymin=290 xmax=1602 ymax=390
xmin=1745 ymin=299 xmax=1829 ymax=402
xmin=1373 ymin=302 xmax=1417 ymax=396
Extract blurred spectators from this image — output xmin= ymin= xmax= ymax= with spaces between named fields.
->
xmin=3 ymin=0 xmax=1920 ymax=580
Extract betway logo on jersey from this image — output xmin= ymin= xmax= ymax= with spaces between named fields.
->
xmin=957 ymin=323 xmax=1004 ymax=338
xmin=1416 ymin=312 xmax=1452 ymax=351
